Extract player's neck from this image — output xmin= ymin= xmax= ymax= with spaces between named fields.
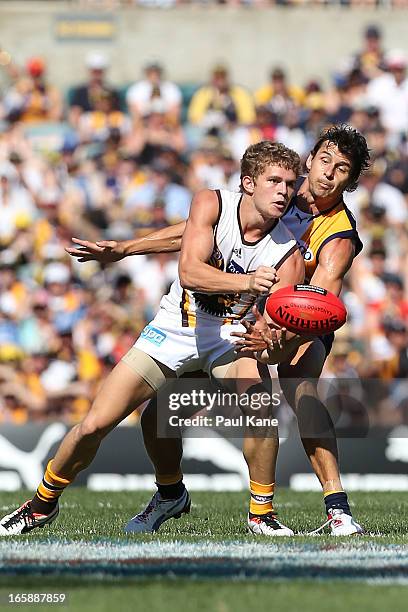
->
xmin=296 ymin=178 xmax=343 ymax=215
xmin=240 ymin=196 xmax=277 ymax=240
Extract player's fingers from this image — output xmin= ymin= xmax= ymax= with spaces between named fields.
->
xmin=95 ymin=241 xmax=116 ymax=249
xmin=270 ymin=329 xmax=279 ymax=346
xmin=280 ymin=328 xmax=287 ymax=348
xmin=71 ymin=238 xmax=104 ymax=252
xmin=260 ymin=271 xmax=277 ymax=283
xmin=230 ymin=331 xmax=245 ymax=338
xmin=78 ymin=256 xmax=96 ymax=262
xmin=71 ymin=237 xmax=92 ymax=246
xmin=258 ymin=279 xmax=274 ymax=291
xmin=253 ymin=305 xmax=263 ymax=321
xmin=65 ymin=247 xmax=93 ymax=255
xmin=259 ymin=330 xmax=271 ymax=346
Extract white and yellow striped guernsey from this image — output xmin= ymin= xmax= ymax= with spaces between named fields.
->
xmin=282 ymin=178 xmax=363 ymax=282
xmin=160 ymin=189 xmax=297 ymax=327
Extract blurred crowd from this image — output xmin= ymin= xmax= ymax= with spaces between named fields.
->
xmin=0 ymin=23 xmax=407 ymax=427
xmin=100 ymin=1 xmax=408 ymax=8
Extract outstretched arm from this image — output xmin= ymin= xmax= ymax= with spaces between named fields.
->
xmin=65 ymin=222 xmax=186 ymax=264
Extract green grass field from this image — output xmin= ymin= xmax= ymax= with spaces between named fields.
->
xmin=1 ymin=489 xmax=407 ymax=611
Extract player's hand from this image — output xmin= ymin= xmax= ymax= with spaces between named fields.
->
xmin=260 ymin=325 xmax=287 ymax=352
xmin=257 ymin=323 xmax=293 ymax=365
xmin=231 ymin=306 xmax=270 ymax=353
xmin=65 ymin=238 xmax=126 ymax=264
xmin=246 ymin=266 xmax=278 ymax=295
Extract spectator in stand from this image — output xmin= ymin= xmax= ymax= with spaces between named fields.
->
xmin=372 ymin=317 xmax=408 ymax=382
xmin=78 ymin=90 xmax=131 ymax=143
xmin=352 ymin=24 xmax=386 ymax=80
xmin=124 ymin=161 xmax=191 ymax=228
xmin=226 ymin=105 xmax=278 ymax=162
xmin=374 ymin=273 xmax=408 ymax=326
xmin=188 ymin=64 xmax=255 ymax=131
xmin=0 ymin=162 xmax=36 ymax=248
xmin=350 ymin=241 xmax=388 ymax=312
xmin=2 ymin=57 xmax=62 ymax=124
xmin=366 ymin=49 xmax=408 ymax=146
xmin=19 ymin=290 xmax=60 ymax=356
xmin=127 ymin=109 xmax=186 ymax=163
xmin=126 ymin=62 xmax=182 ymax=124
xmin=187 ymin=137 xmax=239 ymax=191
xmin=68 ymin=52 xmax=120 ymax=128
xmin=347 ymin=98 xmax=378 ymax=135
xmin=344 ymin=158 xmax=408 ymax=229
xmin=300 ymin=93 xmax=329 ymax=152
xmin=254 ymin=67 xmax=305 ymax=125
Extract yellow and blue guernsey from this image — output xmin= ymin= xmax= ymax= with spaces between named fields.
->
xmin=282 ymin=178 xmax=363 ymax=283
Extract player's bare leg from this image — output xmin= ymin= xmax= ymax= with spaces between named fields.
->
xmin=278 ymin=340 xmax=341 ymax=489
xmin=215 ymin=354 xmax=293 ymax=536
xmin=0 ymin=359 xmax=162 ymax=536
xmin=141 ymin=400 xmax=183 ymax=485
xmin=51 ymin=362 xmax=156 ymax=478
xmin=278 ymin=339 xmax=363 ymax=535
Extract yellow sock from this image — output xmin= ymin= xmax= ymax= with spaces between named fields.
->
xmin=323 ymin=489 xmax=344 ymax=498
xmin=36 ymin=460 xmax=72 ymax=503
xmin=249 ymin=480 xmax=275 ymax=515
xmin=155 ymin=470 xmax=183 ymax=486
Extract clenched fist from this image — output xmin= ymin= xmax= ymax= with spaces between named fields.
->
xmin=246 ymin=266 xmax=278 ymax=295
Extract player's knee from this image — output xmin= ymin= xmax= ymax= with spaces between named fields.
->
xmin=77 ymin=417 xmax=112 ymax=442
xmin=294 ymin=380 xmax=318 ymax=407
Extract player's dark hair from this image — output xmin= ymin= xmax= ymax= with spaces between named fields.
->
xmin=240 ymin=141 xmax=301 ymax=192
xmin=310 ymin=125 xmax=370 ymax=192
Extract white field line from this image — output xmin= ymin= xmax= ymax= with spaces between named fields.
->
xmin=1 ymin=541 xmax=407 ymax=567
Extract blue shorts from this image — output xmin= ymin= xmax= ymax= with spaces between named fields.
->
xmin=319 ymin=332 xmax=335 ymax=357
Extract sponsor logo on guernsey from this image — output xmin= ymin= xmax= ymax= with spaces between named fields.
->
xmin=297 ymin=240 xmax=314 ymax=262
xmin=141 ymin=325 xmax=167 ymax=346
xmin=227 ymin=259 xmax=245 ymax=274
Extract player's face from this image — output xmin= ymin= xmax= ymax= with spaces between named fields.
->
xmin=306 ymin=142 xmax=352 ymax=201
xmin=245 ymin=164 xmax=297 ymax=219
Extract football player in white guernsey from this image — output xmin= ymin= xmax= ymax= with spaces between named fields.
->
xmin=58 ymin=127 xmax=371 ymax=538
xmin=0 ymin=142 xmax=307 ymax=537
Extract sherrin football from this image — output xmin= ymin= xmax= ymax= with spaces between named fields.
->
xmin=265 ymin=284 xmax=347 ymax=336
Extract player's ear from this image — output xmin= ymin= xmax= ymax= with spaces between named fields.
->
xmin=305 ymin=154 xmax=313 ymax=172
xmin=242 ymin=175 xmax=255 ymax=195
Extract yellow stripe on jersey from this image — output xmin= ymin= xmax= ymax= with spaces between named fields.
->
xmin=299 ymin=204 xmax=360 ymax=281
xmin=180 ymin=289 xmax=196 ymax=328
xmin=302 ymin=207 xmax=354 ymax=278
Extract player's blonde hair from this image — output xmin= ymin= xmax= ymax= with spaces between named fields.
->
xmin=240 ymin=141 xmax=301 ymax=192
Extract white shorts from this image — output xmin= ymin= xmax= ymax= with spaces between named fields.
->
xmin=133 ymin=307 xmax=245 ymax=376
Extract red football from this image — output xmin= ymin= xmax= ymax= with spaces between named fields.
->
xmin=265 ymin=284 xmax=347 ymax=336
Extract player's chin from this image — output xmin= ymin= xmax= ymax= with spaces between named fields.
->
xmin=271 ymin=203 xmax=287 ymax=217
